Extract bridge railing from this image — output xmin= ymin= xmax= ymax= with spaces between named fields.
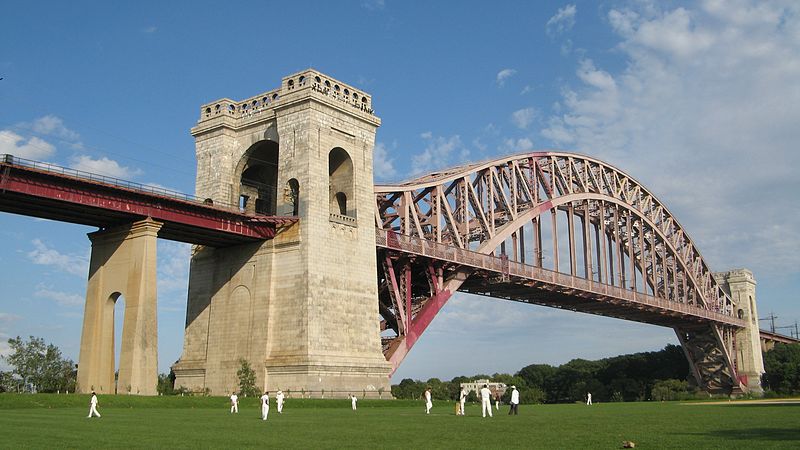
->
xmin=1 ymin=154 xmax=242 ymax=214
xmin=375 ymin=228 xmax=744 ymax=327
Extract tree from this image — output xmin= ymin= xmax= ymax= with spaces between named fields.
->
xmin=2 ymin=336 xmax=76 ymax=393
xmin=762 ymin=343 xmax=800 ymax=395
xmin=236 ymin=358 xmax=258 ymax=397
xmin=157 ymin=370 xmax=177 ymax=395
xmin=651 ymin=379 xmax=689 ymax=401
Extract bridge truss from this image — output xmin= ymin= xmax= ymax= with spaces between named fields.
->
xmin=375 ymin=152 xmax=747 ymax=394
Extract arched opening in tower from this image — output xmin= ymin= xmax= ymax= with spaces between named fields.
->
xmin=238 ymin=140 xmax=279 ymax=215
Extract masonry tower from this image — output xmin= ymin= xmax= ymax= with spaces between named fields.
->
xmin=172 ymin=70 xmax=392 ymax=396
xmin=714 ymin=269 xmax=765 ymax=394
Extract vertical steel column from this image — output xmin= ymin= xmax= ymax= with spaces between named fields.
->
xmin=551 ymin=209 xmax=559 ymax=273
xmin=568 ymin=204 xmax=576 ymax=276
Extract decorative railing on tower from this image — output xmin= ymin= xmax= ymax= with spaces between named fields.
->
xmin=375 ymin=151 xmax=747 ymax=394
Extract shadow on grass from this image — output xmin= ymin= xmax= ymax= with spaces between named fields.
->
xmin=678 ymin=428 xmax=800 ymax=442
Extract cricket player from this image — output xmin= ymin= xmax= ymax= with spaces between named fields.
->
xmin=459 ymin=387 xmax=467 ymax=416
xmin=260 ymin=391 xmax=269 ymax=420
xmin=230 ymin=392 xmax=239 ymax=414
xmin=350 ymin=394 xmax=358 ymax=411
xmin=480 ymin=384 xmax=493 ymax=418
xmin=87 ymin=391 xmax=101 ymax=418
xmin=424 ymin=388 xmax=432 ymax=414
xmin=509 ymin=385 xmax=519 ymax=415
xmin=276 ymin=390 xmax=285 ymax=414
xmin=586 ymin=392 xmax=592 ymax=405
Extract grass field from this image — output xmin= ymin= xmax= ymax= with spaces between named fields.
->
xmin=1 ymin=394 xmax=799 ymax=449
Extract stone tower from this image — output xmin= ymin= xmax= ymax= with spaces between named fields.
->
xmin=172 ymin=69 xmax=392 ymax=397
xmin=715 ymin=269 xmax=765 ymax=394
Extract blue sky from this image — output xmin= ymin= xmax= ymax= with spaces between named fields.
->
xmin=1 ymin=0 xmax=798 ymax=382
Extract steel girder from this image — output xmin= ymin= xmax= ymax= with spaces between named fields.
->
xmin=375 ymin=151 xmax=746 ymax=393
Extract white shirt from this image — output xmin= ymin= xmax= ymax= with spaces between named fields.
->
xmin=480 ymin=387 xmax=492 ymax=400
xmin=90 ymin=395 xmax=98 ymax=406
xmin=424 ymin=391 xmax=431 ymax=403
xmin=260 ymin=394 xmax=269 ymax=407
xmin=460 ymin=390 xmax=466 ymax=400
xmin=351 ymin=396 xmax=357 ymax=405
xmin=230 ymin=394 xmax=238 ymax=404
xmin=276 ymin=392 xmax=284 ymax=402
xmin=511 ymin=389 xmax=519 ymax=404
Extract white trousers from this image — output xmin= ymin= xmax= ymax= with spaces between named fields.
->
xmin=261 ymin=404 xmax=269 ymax=420
xmin=88 ymin=405 xmax=101 ymax=418
xmin=426 ymin=401 xmax=432 ymax=414
xmin=277 ymin=400 xmax=283 ymax=413
xmin=460 ymin=399 xmax=466 ymax=415
xmin=231 ymin=403 xmax=238 ymax=414
xmin=482 ymin=399 xmax=493 ymax=417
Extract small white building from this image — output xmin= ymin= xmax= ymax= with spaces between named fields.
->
xmin=460 ymin=379 xmax=507 ymax=396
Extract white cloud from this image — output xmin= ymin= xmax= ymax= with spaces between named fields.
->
xmin=546 ymin=4 xmax=577 ymax=37
xmin=157 ymin=241 xmax=190 ymax=296
xmin=361 ymin=0 xmax=385 ymax=11
xmin=411 ymin=134 xmax=468 ymax=175
xmin=0 ymin=130 xmax=55 ymax=160
xmin=34 ymin=286 xmax=84 ymax=307
xmin=511 ymin=107 xmax=538 ymax=129
xmin=142 ymin=25 xmax=158 ymax=33
xmin=27 ymin=239 xmax=88 ymax=277
xmin=69 ymin=155 xmax=142 ymax=179
xmin=373 ymin=141 xmax=397 ymax=180
xmin=501 ymin=137 xmax=534 ymax=153
xmin=0 ymin=313 xmax=22 ymax=323
xmin=419 ymin=131 xmax=433 ymax=139
xmin=496 ymin=68 xmax=517 ymax=87
xmin=30 ymin=115 xmax=81 ymax=143
xmin=541 ymin=0 xmax=800 ymax=274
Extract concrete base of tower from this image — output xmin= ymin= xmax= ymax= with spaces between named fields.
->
xmin=263 ymin=360 xmax=393 ymax=399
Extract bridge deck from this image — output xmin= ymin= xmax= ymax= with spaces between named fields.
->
xmin=0 ymin=155 xmax=296 ymax=247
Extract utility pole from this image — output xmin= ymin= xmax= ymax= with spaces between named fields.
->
xmin=759 ymin=312 xmax=778 ymax=333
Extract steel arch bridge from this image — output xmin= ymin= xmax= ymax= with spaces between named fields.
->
xmin=375 ymin=151 xmax=747 ymax=394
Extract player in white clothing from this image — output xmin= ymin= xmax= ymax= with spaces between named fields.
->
xmin=87 ymin=391 xmax=101 ymax=418
xmin=424 ymin=388 xmax=432 ymax=414
xmin=350 ymin=394 xmax=358 ymax=411
xmin=509 ymin=385 xmax=519 ymax=415
xmin=480 ymin=384 xmax=493 ymax=418
xmin=276 ymin=390 xmax=285 ymax=414
xmin=260 ymin=391 xmax=269 ymax=420
xmin=230 ymin=392 xmax=239 ymax=414
xmin=459 ymin=388 xmax=467 ymax=416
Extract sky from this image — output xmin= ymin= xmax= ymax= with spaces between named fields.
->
xmin=1 ymin=0 xmax=798 ymax=383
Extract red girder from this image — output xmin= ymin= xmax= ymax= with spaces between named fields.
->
xmin=0 ymin=157 xmax=296 ymax=247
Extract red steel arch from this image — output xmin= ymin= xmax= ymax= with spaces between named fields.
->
xmin=375 ymin=151 xmax=746 ymax=394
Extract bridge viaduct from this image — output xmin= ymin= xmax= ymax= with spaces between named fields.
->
xmin=0 ymin=69 xmax=794 ymax=396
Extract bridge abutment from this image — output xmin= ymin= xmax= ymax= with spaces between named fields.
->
xmin=77 ymin=219 xmax=161 ymax=395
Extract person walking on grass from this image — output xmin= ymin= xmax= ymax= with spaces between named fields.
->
xmin=276 ymin=390 xmax=285 ymax=414
xmin=424 ymin=387 xmax=433 ymax=414
xmin=480 ymin=384 xmax=493 ymax=418
xmin=509 ymin=385 xmax=519 ymax=415
xmin=260 ymin=391 xmax=269 ymax=420
xmin=350 ymin=394 xmax=358 ymax=411
xmin=87 ymin=391 xmax=101 ymax=418
xmin=586 ymin=392 xmax=592 ymax=406
xmin=230 ymin=392 xmax=239 ymax=414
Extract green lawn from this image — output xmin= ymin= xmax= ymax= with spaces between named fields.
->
xmin=1 ymin=395 xmax=799 ymax=449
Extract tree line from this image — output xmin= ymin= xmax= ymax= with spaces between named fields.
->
xmin=392 ymin=343 xmax=800 ymax=403
xmin=3 ymin=336 xmax=799 ymax=399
